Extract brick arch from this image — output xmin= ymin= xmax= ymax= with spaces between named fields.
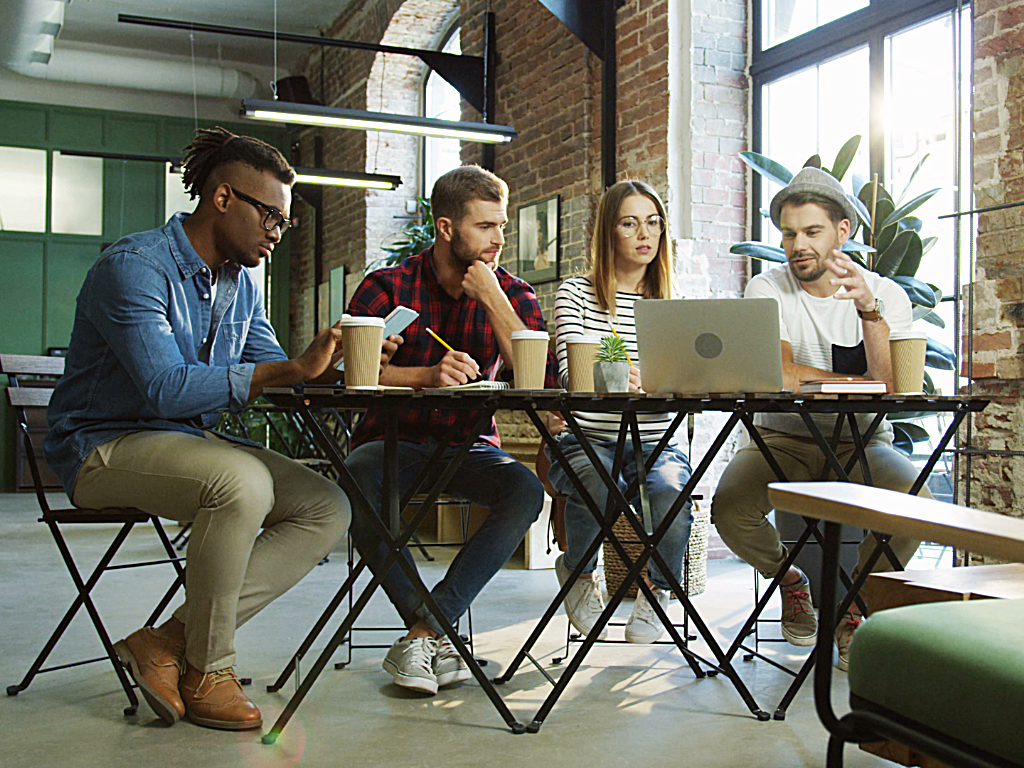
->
xmin=364 ymin=0 xmax=460 ymax=267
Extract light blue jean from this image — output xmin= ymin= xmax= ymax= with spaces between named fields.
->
xmin=345 ymin=439 xmax=544 ymax=634
xmin=547 ymin=433 xmax=694 ymax=591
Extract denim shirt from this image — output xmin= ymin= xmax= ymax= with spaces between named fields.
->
xmin=45 ymin=213 xmax=288 ymax=494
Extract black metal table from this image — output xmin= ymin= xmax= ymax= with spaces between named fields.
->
xmin=260 ymin=387 xmax=987 ymax=738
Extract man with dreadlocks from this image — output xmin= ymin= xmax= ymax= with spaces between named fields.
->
xmin=45 ymin=127 xmax=398 ymax=731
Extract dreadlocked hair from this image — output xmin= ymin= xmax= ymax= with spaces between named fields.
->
xmin=180 ymin=127 xmax=295 ymax=200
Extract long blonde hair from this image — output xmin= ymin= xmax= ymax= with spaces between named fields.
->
xmin=588 ymin=180 xmax=674 ymax=313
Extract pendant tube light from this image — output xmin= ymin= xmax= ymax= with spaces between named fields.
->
xmin=293 ymin=168 xmax=401 ymax=190
xmin=241 ymin=99 xmax=516 ymax=144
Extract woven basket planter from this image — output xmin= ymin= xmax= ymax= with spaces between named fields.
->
xmin=602 ymin=503 xmax=709 ymax=599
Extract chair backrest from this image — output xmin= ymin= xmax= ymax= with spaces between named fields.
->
xmin=2 ymin=354 xmax=64 ymax=514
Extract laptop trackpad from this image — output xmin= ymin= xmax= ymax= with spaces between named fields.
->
xmin=832 ymin=342 xmax=867 ymax=375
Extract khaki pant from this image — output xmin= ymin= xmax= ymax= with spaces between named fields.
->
xmin=73 ymin=430 xmax=350 ymax=672
xmin=711 ymin=429 xmax=929 ymax=582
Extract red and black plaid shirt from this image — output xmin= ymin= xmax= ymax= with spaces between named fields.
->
xmin=348 ymin=247 xmax=557 ymax=448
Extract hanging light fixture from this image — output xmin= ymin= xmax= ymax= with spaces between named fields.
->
xmin=241 ymin=98 xmax=517 ymax=144
xmin=293 ymin=167 xmax=401 ymax=190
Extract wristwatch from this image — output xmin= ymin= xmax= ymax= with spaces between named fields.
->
xmin=857 ymin=297 xmax=884 ymax=322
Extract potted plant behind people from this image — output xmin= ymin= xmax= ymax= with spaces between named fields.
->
xmin=593 ymin=335 xmax=630 ymax=393
xmin=546 ymin=180 xmax=695 ymax=645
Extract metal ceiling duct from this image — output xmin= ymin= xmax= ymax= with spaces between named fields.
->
xmin=0 ymin=0 xmax=261 ymax=99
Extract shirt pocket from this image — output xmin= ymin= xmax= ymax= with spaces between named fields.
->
xmin=219 ymin=320 xmax=250 ymax=363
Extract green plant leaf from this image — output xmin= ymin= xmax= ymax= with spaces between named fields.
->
xmin=730 ymin=242 xmax=787 ymax=262
xmin=921 ymin=236 xmax=939 ymax=256
xmin=841 ymin=239 xmax=876 ymax=253
xmin=914 ymin=303 xmax=946 ymax=328
xmin=926 ymin=336 xmax=956 ymax=370
xmin=899 ymin=422 xmax=932 ymax=442
xmin=830 ymin=135 xmax=861 ymax=182
xmin=874 ymin=229 xmax=915 ymax=276
xmin=924 ymin=370 xmax=936 ymax=394
xmin=891 ymin=276 xmax=939 ymax=308
xmin=739 ymin=151 xmax=794 ymax=188
xmin=849 ymin=194 xmax=872 ymax=230
xmin=898 ymin=216 xmax=923 ymax=233
xmin=894 ymin=230 xmax=924 ymax=278
xmin=804 ymin=154 xmax=822 ymax=169
xmin=896 ymin=153 xmax=931 ymax=206
xmin=891 ymin=425 xmax=914 ymax=456
xmin=595 ymin=335 xmax=629 ymax=363
xmin=858 ymin=179 xmax=894 ymax=212
xmin=880 ymin=188 xmax=941 ymax=230
xmin=851 ymin=172 xmax=867 ymax=196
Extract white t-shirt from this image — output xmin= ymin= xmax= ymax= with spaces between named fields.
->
xmin=745 ymin=262 xmax=913 ymax=441
xmin=554 ymin=276 xmax=676 ymax=443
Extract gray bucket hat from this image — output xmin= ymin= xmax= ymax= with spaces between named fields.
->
xmin=769 ymin=166 xmax=860 ymax=232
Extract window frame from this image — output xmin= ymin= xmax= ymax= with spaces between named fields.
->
xmin=420 ymin=22 xmax=462 ymax=198
xmin=750 ymin=0 xmax=966 ymax=245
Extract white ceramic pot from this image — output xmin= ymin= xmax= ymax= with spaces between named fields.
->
xmin=593 ymin=361 xmax=630 ymax=393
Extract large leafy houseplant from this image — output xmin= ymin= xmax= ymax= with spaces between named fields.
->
xmin=730 ymin=135 xmax=956 ymax=455
xmin=376 ymin=197 xmax=435 ymax=270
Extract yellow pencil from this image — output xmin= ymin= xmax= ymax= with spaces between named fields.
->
xmin=425 ymin=327 xmax=455 ymax=353
xmin=609 ymin=325 xmax=634 ymax=367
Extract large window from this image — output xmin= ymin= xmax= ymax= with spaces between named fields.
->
xmin=423 ymin=28 xmax=462 ymax=196
xmin=752 ymin=0 xmax=972 ymax=474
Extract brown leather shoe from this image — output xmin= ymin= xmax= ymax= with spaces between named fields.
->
xmin=114 ymin=627 xmax=186 ymax=724
xmin=179 ymin=664 xmax=262 ymax=731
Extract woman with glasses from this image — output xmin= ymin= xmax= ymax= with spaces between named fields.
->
xmin=547 ymin=180 xmax=694 ymax=644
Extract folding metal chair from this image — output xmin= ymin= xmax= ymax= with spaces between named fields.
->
xmin=2 ymin=354 xmax=186 ymax=716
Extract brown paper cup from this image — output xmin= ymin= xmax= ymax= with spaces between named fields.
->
xmin=511 ymin=330 xmax=549 ymax=389
xmin=889 ymin=331 xmax=928 ymax=394
xmin=566 ymin=336 xmax=601 ymax=392
xmin=341 ymin=316 xmax=385 ymax=389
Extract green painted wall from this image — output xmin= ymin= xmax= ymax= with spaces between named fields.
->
xmin=0 ymin=99 xmax=293 ymax=491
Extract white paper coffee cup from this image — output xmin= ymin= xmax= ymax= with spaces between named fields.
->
xmin=889 ymin=330 xmax=928 ymax=394
xmin=341 ymin=316 xmax=385 ymax=389
xmin=511 ymin=329 xmax=549 ymax=389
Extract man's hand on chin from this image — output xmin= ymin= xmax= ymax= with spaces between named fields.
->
xmin=462 ymin=259 xmax=501 ymax=302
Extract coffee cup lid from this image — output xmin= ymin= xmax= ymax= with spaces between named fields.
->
xmin=340 ymin=316 xmax=385 ymax=327
xmin=889 ymin=331 xmax=928 ymax=341
xmin=511 ymin=330 xmax=550 ymax=341
xmin=568 ymin=334 xmax=602 ymax=345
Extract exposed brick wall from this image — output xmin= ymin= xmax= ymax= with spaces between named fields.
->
xmin=967 ymin=0 xmax=1024 ymax=560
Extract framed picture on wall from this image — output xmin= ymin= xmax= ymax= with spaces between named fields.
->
xmin=517 ymin=195 xmax=560 ymax=285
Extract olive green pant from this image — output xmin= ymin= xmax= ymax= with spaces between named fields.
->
xmin=73 ymin=430 xmax=350 ymax=672
xmin=711 ymin=429 xmax=929 ymax=582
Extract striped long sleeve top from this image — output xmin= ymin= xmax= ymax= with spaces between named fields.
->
xmin=553 ymin=276 xmax=676 ymax=443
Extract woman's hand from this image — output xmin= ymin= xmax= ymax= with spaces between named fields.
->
xmin=628 ymin=365 xmax=642 ymax=391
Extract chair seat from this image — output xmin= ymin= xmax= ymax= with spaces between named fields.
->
xmin=849 ymin=597 xmax=1024 ymax=764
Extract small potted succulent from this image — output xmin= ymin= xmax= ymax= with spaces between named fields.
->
xmin=593 ymin=335 xmax=631 ymax=393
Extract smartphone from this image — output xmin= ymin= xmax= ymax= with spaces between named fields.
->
xmin=336 ymin=305 xmax=419 ymax=370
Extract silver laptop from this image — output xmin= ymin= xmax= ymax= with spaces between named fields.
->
xmin=635 ymin=298 xmax=784 ymax=394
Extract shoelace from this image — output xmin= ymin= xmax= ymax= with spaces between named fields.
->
xmin=435 ymin=637 xmax=458 ymax=660
xmin=839 ymin=613 xmax=862 ymax=640
xmin=783 ymin=588 xmax=813 ymax=619
xmin=406 ymin=637 xmax=437 ymax=671
xmin=584 ymin=579 xmax=605 ymax=612
xmin=206 ymin=667 xmax=241 ymax=687
xmin=635 ymin=590 xmax=661 ymax=621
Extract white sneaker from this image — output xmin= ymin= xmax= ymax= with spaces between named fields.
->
xmin=382 ymin=637 xmax=438 ymax=694
xmin=555 ymin=553 xmax=607 ymax=640
xmin=625 ymin=586 xmax=669 ymax=644
xmin=433 ymin=636 xmax=472 ymax=687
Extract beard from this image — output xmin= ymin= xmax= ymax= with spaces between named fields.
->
xmin=789 ymin=252 xmax=829 ymax=283
xmin=450 ymin=226 xmax=497 ymax=266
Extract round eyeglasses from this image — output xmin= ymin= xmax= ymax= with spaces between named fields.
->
xmin=616 ymin=215 xmax=665 ymax=238
xmin=229 ymin=186 xmax=292 ymax=233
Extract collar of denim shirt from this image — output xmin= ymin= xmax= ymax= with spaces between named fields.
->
xmin=163 ymin=211 xmax=241 ymax=283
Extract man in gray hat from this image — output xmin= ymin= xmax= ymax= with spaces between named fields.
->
xmin=710 ymin=167 xmax=931 ymax=670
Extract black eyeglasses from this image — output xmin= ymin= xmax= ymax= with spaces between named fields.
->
xmin=229 ymin=186 xmax=292 ymax=233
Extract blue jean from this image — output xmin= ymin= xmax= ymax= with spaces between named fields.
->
xmin=345 ymin=439 xmax=544 ymax=634
xmin=547 ymin=433 xmax=694 ymax=591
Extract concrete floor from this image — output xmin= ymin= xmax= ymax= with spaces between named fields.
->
xmin=0 ymin=492 xmax=896 ymax=768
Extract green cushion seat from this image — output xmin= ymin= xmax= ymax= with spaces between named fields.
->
xmin=849 ymin=597 xmax=1024 ymax=764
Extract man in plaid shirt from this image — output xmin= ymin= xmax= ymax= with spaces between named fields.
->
xmin=346 ymin=165 xmax=552 ymax=695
